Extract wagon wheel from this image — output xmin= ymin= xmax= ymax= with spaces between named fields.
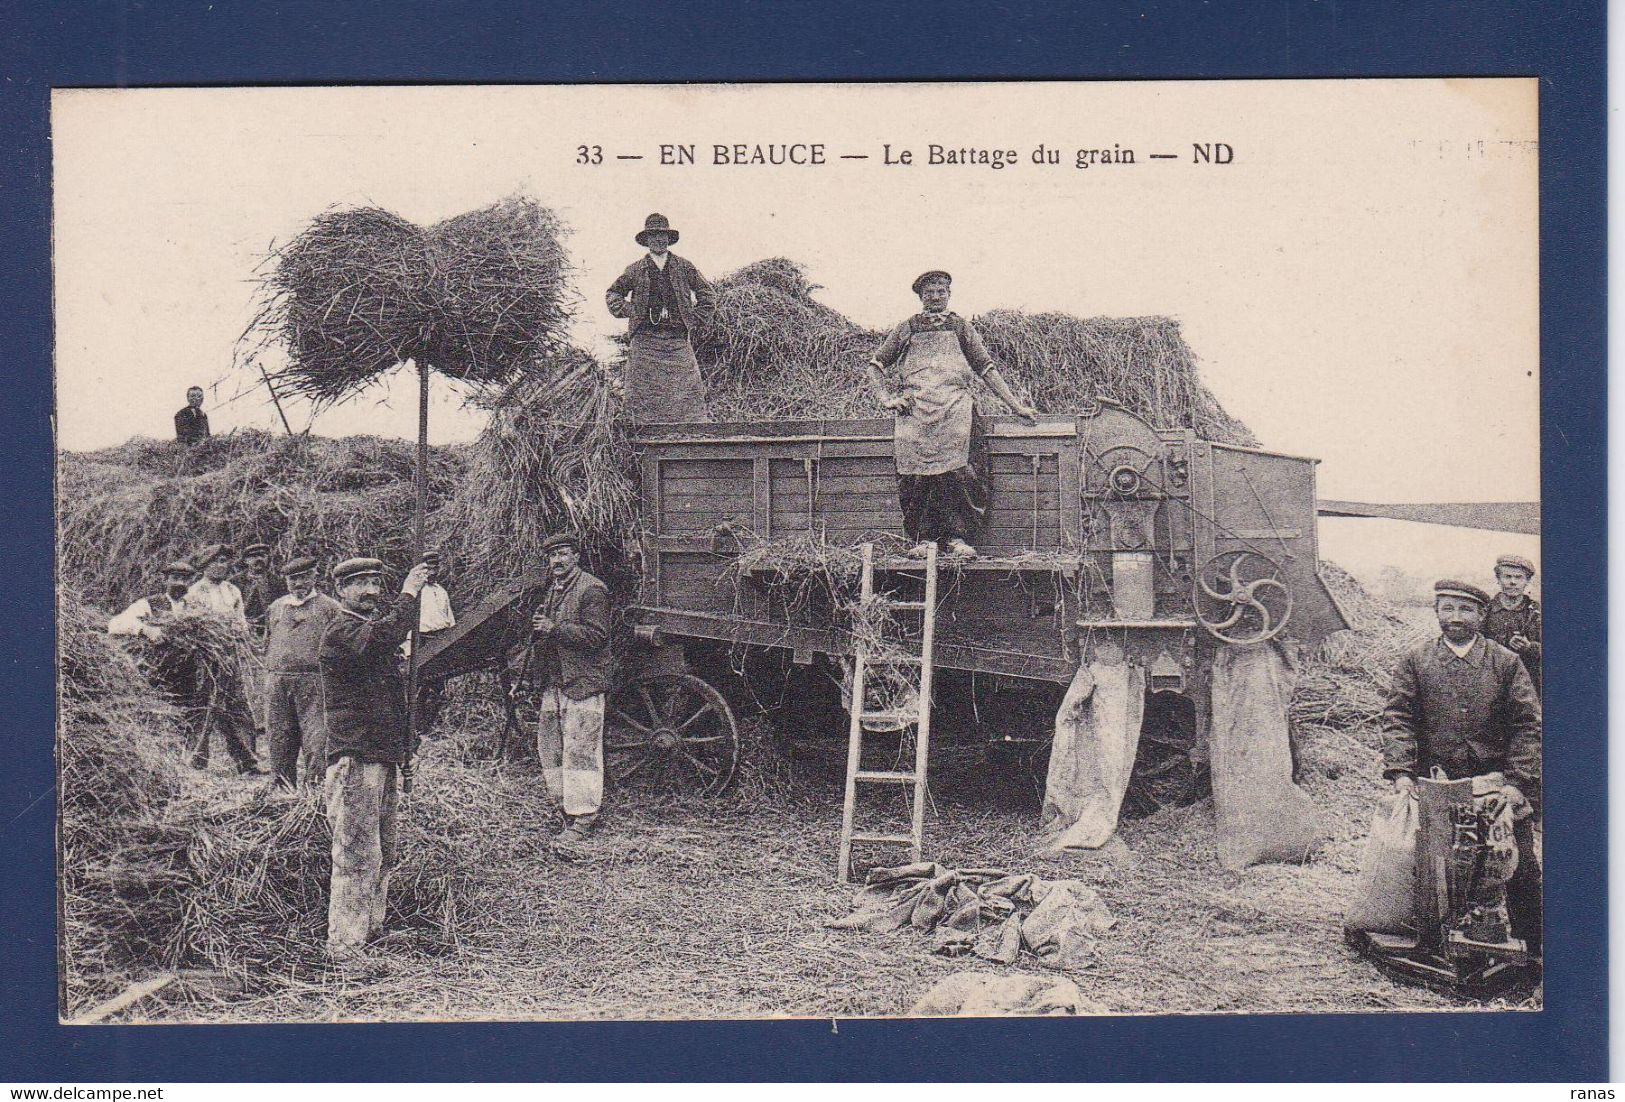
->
xmin=606 ymin=672 xmax=740 ymax=796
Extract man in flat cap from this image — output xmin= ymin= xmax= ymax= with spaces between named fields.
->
xmin=236 ymin=542 xmax=285 ymax=640
xmin=1483 ymin=553 xmax=1542 ymax=696
xmin=174 ymin=386 xmax=210 ymax=447
xmin=531 ymin=533 xmax=614 ymax=842
xmin=866 ymin=270 xmax=1038 ymax=558
xmin=605 ymin=213 xmax=717 ymax=424
xmin=318 ymin=555 xmax=432 ymax=962
xmin=1381 ymin=578 xmax=1542 ymax=952
xmin=263 ymin=556 xmax=341 ymax=793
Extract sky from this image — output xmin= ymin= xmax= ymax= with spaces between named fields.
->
xmin=52 ymin=81 xmax=1540 ymax=586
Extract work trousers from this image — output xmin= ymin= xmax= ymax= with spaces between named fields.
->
xmin=266 ymin=672 xmax=325 ymax=790
xmin=186 ymin=674 xmax=259 ymax=773
xmin=897 ymin=462 xmax=989 ymax=545
xmin=324 ymin=756 xmax=399 ymax=952
xmin=537 ymin=687 xmax=605 ymax=822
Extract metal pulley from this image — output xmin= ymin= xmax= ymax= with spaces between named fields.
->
xmin=1193 ymin=549 xmax=1293 ymax=644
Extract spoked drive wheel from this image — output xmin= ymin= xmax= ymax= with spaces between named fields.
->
xmin=606 ymin=672 xmax=740 ymax=796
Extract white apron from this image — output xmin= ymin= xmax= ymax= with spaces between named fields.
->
xmin=894 ymin=327 xmax=975 ymax=476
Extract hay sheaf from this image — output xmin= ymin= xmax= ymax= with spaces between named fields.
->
xmin=247 ymin=196 xmax=574 ymax=404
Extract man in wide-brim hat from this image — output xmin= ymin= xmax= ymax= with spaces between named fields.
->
xmin=605 ymin=212 xmax=718 ymax=424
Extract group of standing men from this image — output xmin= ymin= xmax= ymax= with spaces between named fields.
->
xmin=108 ymin=532 xmax=610 ymax=966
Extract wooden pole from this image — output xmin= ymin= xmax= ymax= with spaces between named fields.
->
xmin=405 ymin=357 xmax=429 ymax=792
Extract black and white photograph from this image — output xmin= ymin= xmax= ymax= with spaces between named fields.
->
xmin=52 ymin=79 xmax=1542 ymax=1024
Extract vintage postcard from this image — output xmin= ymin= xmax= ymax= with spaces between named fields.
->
xmin=53 ymin=79 xmax=1541 ymax=1024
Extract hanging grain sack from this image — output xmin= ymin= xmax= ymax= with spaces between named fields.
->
xmin=1209 ymin=641 xmax=1328 ymax=869
xmin=1038 ymin=657 xmax=1146 ymax=853
xmin=1343 ymin=793 xmax=1419 ymax=933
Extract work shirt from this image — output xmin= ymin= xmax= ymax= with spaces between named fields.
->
xmin=535 ymin=568 xmax=614 ymax=700
xmin=1482 ymin=594 xmax=1542 ymax=686
xmin=175 ymin=406 xmax=210 ymax=446
xmin=185 ymin=578 xmax=248 ymax=631
xmin=319 ymin=594 xmax=418 ymax=764
xmin=870 ymin=311 xmax=997 ymax=376
xmin=1381 ymin=633 xmax=1542 ymax=806
xmin=108 ymin=592 xmax=185 ymax=636
xmin=606 ymin=252 xmax=716 ymax=336
xmin=418 ymin=583 xmax=456 ymax=634
xmin=264 ymin=590 xmax=342 ymax=672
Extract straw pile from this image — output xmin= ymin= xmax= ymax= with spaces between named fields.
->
xmin=436 ymin=349 xmax=639 ymax=591
xmin=58 ymin=589 xmax=190 ymax=1013
xmin=57 ymin=431 xmax=464 ymax=611
xmin=246 ymin=196 xmax=574 ymax=403
xmin=687 ymin=258 xmax=1256 ymax=446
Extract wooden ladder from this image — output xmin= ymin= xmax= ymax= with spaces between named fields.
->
xmin=837 ymin=541 xmax=939 ymax=882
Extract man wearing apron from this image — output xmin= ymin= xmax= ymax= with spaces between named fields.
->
xmin=866 ymin=270 xmax=1038 ymax=558
xmin=605 ymin=213 xmax=718 ymax=424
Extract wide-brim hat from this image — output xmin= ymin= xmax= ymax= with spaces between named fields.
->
xmin=422 ymin=551 xmax=442 ymax=566
xmin=635 ymin=212 xmax=679 ymax=246
xmin=279 ymin=555 xmax=319 ymax=577
xmin=333 ymin=557 xmax=388 ymax=585
xmin=912 ymin=269 xmax=952 ymax=295
xmin=540 ymin=532 xmax=582 ymax=554
xmin=1434 ymin=579 xmax=1490 ymax=606
xmin=193 ymin=543 xmax=232 ymax=568
xmin=161 ymin=560 xmax=196 ymax=578
xmin=1494 ymin=553 xmax=1536 ymax=577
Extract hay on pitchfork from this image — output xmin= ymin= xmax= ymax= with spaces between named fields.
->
xmin=245 ymin=195 xmax=574 ymax=404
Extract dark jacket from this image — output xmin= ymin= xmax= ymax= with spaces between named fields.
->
xmin=237 ymin=569 xmax=286 ymax=628
xmin=1482 ymin=594 xmax=1541 ymax=689
xmin=605 ymin=254 xmax=716 ymax=336
xmin=1381 ymin=633 xmax=1542 ymax=806
xmin=535 ymin=568 xmax=614 ymax=700
xmin=174 ymin=406 xmax=210 ymax=446
xmin=318 ymin=593 xmax=417 ymax=763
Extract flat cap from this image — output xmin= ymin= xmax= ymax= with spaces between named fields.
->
xmin=911 ymin=269 xmax=952 ymax=295
xmin=540 ymin=532 xmax=581 ymax=553
xmin=1434 ymin=579 xmax=1491 ymax=606
xmin=161 ymin=560 xmax=196 ymax=577
xmin=332 ymin=557 xmax=387 ymax=584
xmin=1494 ymin=553 xmax=1536 ymax=577
xmin=279 ymin=555 xmax=319 ymax=577
xmin=422 ymin=550 xmax=442 ymax=565
xmin=241 ymin=542 xmax=270 ymax=558
xmin=192 ymin=543 xmax=232 ymax=568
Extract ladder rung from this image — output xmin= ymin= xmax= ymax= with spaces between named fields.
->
xmin=849 ymin=832 xmax=917 ymax=845
xmin=854 ymin=770 xmax=918 ymax=784
xmin=868 ymin=653 xmax=923 ymax=665
xmin=882 ymin=600 xmax=929 ymax=611
xmin=859 ymin=710 xmax=918 ymax=726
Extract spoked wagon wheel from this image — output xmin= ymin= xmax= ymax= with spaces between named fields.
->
xmin=606 ymin=673 xmax=740 ymax=796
